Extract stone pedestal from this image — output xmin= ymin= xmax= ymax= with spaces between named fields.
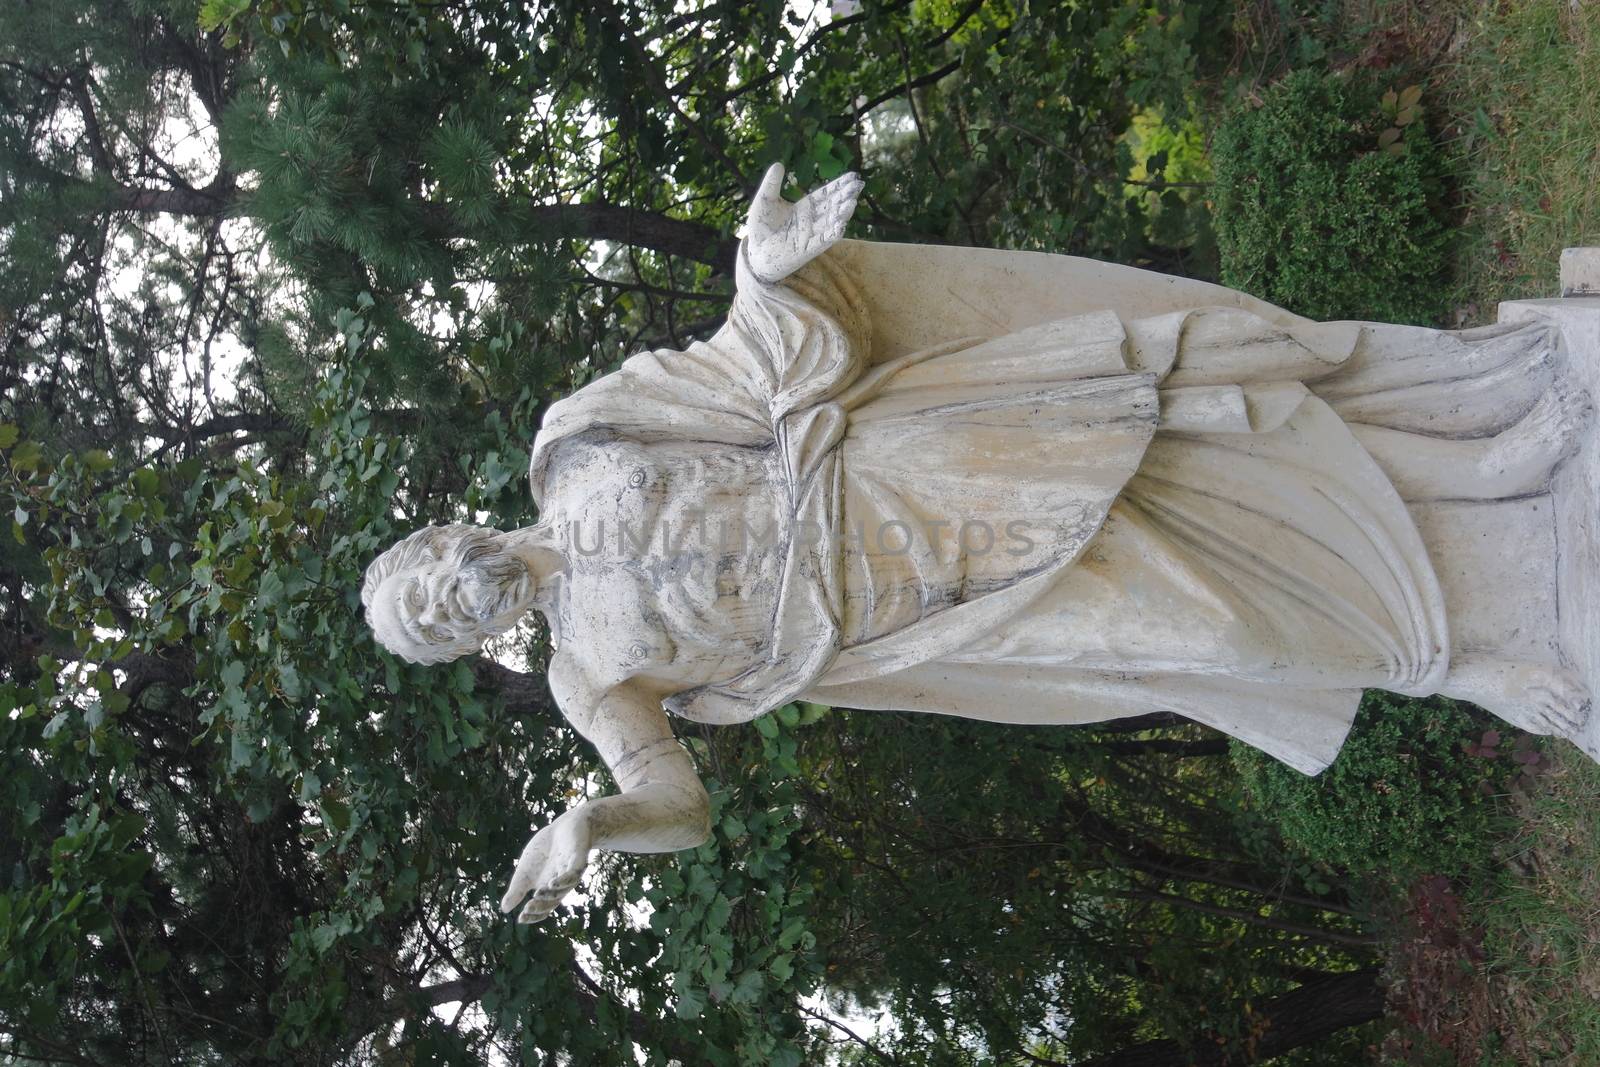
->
xmin=1560 ymin=247 xmax=1600 ymax=297
xmin=1500 ymin=268 xmax=1600 ymax=760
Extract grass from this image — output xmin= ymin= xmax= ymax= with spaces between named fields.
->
xmin=1470 ymin=747 xmax=1600 ymax=1063
xmin=1436 ymin=0 xmax=1600 ymax=318
xmin=1381 ymin=4 xmax=1600 ymax=1056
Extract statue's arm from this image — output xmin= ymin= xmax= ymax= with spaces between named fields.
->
xmin=499 ymin=661 xmax=711 ymax=923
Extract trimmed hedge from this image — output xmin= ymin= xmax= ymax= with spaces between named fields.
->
xmin=1231 ymin=691 xmax=1520 ymax=879
xmin=1212 ymin=69 xmax=1451 ymax=324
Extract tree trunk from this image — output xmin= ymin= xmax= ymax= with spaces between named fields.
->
xmin=1082 ymin=969 xmax=1386 ymax=1066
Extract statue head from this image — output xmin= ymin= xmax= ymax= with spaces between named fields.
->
xmin=362 ymin=524 xmax=538 ymax=664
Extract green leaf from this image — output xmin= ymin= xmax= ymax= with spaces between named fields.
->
xmin=198 ymin=0 xmax=252 ymax=32
xmin=322 ymin=799 xmax=351 ymax=833
xmin=674 ymin=984 xmax=707 ymax=1020
xmin=220 ymin=660 xmax=247 ymax=690
xmin=0 ymin=424 xmax=18 ymax=448
xmin=10 ymin=440 xmax=42 ymax=472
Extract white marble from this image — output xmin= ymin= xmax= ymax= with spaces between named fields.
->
xmin=362 ymin=169 xmax=1598 ymax=921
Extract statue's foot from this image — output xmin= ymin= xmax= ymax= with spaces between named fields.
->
xmin=1439 ymin=658 xmax=1592 ymax=736
xmin=1475 ymin=386 xmax=1593 ymax=495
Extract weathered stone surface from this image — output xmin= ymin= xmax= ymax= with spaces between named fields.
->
xmin=1500 ymin=293 xmax=1600 ymax=762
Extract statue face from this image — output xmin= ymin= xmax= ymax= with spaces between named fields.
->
xmin=371 ymin=563 xmax=485 ymax=662
xmin=364 ymin=526 xmax=535 ymax=664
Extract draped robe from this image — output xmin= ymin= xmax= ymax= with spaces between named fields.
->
xmin=529 ymin=240 xmax=1451 ymax=774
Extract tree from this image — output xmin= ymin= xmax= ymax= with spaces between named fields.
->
xmin=2 ymin=1 xmax=1394 ymax=1063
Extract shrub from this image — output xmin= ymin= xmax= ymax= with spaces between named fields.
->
xmin=1211 ymin=68 xmax=1451 ymax=324
xmin=1231 ymin=691 xmax=1520 ymax=880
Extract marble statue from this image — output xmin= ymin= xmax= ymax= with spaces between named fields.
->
xmin=362 ymin=165 xmax=1600 ymax=923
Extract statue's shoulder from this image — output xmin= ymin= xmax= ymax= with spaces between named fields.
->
xmin=537 ymin=430 xmax=660 ymax=521
xmin=539 ymin=427 xmax=637 ymax=488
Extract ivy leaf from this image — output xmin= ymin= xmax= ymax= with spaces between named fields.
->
xmin=322 ymin=799 xmax=352 ymax=833
xmin=10 ymin=439 xmax=41 ymax=472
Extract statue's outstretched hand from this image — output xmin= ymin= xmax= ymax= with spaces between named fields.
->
xmin=499 ymin=804 xmax=594 ymax=924
xmin=743 ymin=162 xmax=864 ymax=284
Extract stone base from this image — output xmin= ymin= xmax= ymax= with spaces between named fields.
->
xmin=1561 ymin=247 xmax=1600 ymax=298
xmin=1499 ymin=294 xmax=1600 ymax=760
xmin=1409 ymin=497 xmax=1561 ymax=663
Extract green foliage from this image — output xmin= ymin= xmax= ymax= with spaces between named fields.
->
xmin=1231 ymin=691 xmax=1520 ymax=881
xmin=1211 ymin=68 xmax=1452 ymax=323
xmin=788 ymin=710 xmax=1373 ymax=1065
xmin=643 ymin=703 xmax=829 ymax=1066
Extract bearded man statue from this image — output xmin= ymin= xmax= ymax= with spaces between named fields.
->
xmin=363 ymin=165 xmax=1595 ymax=923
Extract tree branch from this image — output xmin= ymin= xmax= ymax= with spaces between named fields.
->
xmin=1115 ymin=890 xmax=1377 ymax=948
xmin=926 ymin=0 xmax=988 ymax=49
xmin=1094 ymin=738 xmax=1230 ymax=758
xmin=848 ymin=56 xmax=964 ymax=123
xmin=107 ymin=178 xmax=235 ymax=217
xmin=441 ymin=198 xmax=740 ymax=270
xmin=712 ymin=0 xmax=915 ymax=105
xmin=419 ymin=973 xmax=492 ymax=1008
xmin=798 ymin=1003 xmax=903 ymax=1066
xmin=66 ymin=74 xmax=116 ymax=179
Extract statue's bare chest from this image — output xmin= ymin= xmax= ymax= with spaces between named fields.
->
xmin=542 ymin=433 xmax=789 ymax=691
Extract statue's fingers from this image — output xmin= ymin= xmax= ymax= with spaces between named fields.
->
xmin=516 ymin=878 xmax=577 ymax=924
xmin=500 ymin=871 xmax=533 ymax=914
xmin=827 ymin=172 xmax=863 ymax=200
xmin=820 ymin=170 xmax=860 ymax=192
xmin=1528 ymin=686 xmax=1573 ymax=733
xmin=517 ymin=898 xmax=555 ymax=924
xmin=755 ymin=162 xmax=787 ymax=204
xmin=499 ymin=839 xmax=549 ymax=913
xmin=822 ymin=175 xmax=862 ymax=224
xmin=532 ymin=852 xmax=586 ymax=902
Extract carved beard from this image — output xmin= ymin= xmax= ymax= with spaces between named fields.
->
xmin=451 ymin=533 xmax=531 ymax=630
